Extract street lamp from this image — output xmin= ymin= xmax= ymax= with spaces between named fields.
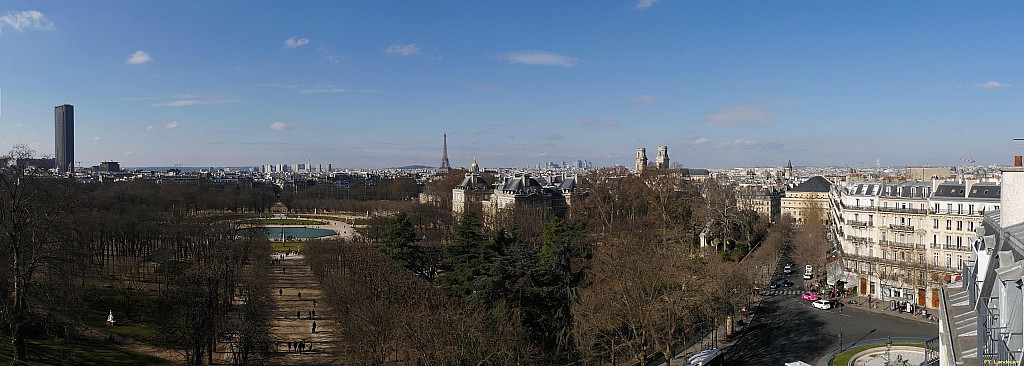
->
xmin=838 ymin=306 xmax=843 ymax=352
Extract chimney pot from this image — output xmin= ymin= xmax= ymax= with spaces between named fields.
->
xmin=1015 ymin=155 xmax=1022 ymax=167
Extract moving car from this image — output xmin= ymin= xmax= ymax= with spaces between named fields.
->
xmin=683 ymin=348 xmax=724 ymax=366
xmin=812 ymin=299 xmax=833 ymax=310
xmin=781 ymin=279 xmax=794 ymax=287
xmin=801 ymin=292 xmax=819 ymax=301
xmin=803 ymin=265 xmax=813 ymax=280
xmin=769 ymin=281 xmax=779 ymax=289
xmin=783 ymin=264 xmax=793 ymax=274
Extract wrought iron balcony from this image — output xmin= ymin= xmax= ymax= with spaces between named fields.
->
xmin=887 ymin=224 xmax=915 ymax=232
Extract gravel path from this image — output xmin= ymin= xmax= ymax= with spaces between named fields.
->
xmin=267 ymin=253 xmax=337 ymax=365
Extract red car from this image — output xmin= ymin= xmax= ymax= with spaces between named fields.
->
xmin=801 ymin=292 xmax=819 ymax=301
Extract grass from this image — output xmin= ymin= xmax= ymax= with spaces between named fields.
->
xmin=250 ymin=218 xmax=327 ymax=225
xmin=271 ymin=241 xmax=306 ymax=252
xmin=829 ymin=343 xmax=929 ymax=366
xmin=82 ymin=287 xmax=165 ymax=346
xmin=0 ymin=335 xmax=175 ymax=366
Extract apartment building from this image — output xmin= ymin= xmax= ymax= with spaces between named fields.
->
xmin=832 ymin=178 xmax=1000 ymax=309
xmin=939 ymin=163 xmax=1022 ymax=366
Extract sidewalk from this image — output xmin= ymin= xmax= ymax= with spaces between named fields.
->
xmin=661 ymin=293 xmax=764 ymax=365
xmin=839 ymin=295 xmax=938 ymax=325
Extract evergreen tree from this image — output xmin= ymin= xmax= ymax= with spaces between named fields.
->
xmin=438 ymin=209 xmax=496 ymax=298
xmin=528 ymin=218 xmax=583 ymax=358
xmin=379 ymin=211 xmax=423 ymax=273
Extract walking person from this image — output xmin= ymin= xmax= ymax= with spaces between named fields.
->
xmin=312 ymin=321 xmax=317 ymax=334
xmin=297 ymin=310 xmax=301 ymax=319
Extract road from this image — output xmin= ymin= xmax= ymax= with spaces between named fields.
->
xmin=725 ymin=279 xmax=938 ymax=365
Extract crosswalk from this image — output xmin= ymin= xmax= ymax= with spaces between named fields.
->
xmin=762 ymin=289 xmax=806 ymax=296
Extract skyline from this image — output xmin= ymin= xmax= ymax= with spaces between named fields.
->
xmin=2 ymin=2 xmax=1024 ymax=169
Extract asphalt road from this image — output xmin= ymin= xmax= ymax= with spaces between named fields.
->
xmin=725 ymin=283 xmax=938 ymax=365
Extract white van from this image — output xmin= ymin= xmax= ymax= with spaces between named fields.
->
xmin=803 ymin=265 xmax=813 ymax=280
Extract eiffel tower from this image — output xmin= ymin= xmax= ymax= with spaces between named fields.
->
xmin=438 ymin=133 xmax=452 ymax=173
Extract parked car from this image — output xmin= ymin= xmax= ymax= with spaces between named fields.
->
xmin=769 ymin=281 xmax=779 ymax=289
xmin=801 ymin=292 xmax=819 ymax=301
xmin=812 ymin=299 xmax=833 ymax=310
xmin=781 ymin=279 xmax=794 ymax=287
xmin=803 ymin=265 xmax=813 ymax=280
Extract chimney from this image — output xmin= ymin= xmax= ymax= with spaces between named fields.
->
xmin=1001 ymin=159 xmax=1024 ymax=227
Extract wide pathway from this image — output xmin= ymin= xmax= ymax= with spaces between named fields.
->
xmin=268 ymin=252 xmax=337 ymax=365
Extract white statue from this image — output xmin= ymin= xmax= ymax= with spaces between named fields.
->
xmin=107 ymin=310 xmax=116 ymax=325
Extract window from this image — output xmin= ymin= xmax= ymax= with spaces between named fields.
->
xmin=948 ymin=203 xmax=953 ymax=213
xmin=932 ymin=235 xmax=937 ymax=245
xmin=958 ymin=204 xmax=963 ymax=214
xmin=969 ymin=221 xmax=974 ymax=231
xmin=918 ymin=253 xmax=924 ymax=264
xmin=957 ymin=221 xmax=963 ymax=231
xmin=956 ymin=236 xmax=962 ymax=250
xmin=946 ymin=220 xmax=952 ymax=230
xmin=882 ymin=250 xmax=888 ymax=260
xmin=933 ymin=253 xmax=938 ymax=266
xmin=969 ymin=204 xmax=974 ymax=215
xmin=946 ymin=236 xmax=952 ymax=245
xmin=947 ymin=254 xmax=952 ymax=269
xmin=856 ymin=198 xmax=860 ymax=206
xmin=933 ymin=219 xmax=939 ymax=229
xmin=934 ymin=203 xmax=940 ymax=212
xmin=957 ymin=255 xmax=963 ymax=270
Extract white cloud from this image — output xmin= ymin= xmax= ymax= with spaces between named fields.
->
xmin=146 ymin=125 xmax=155 ymax=131
xmin=384 ymin=43 xmax=422 ymax=56
xmin=974 ymin=81 xmax=1008 ymax=89
xmin=152 ymin=99 xmax=235 ymax=107
xmin=717 ymin=139 xmax=759 ymax=148
xmin=126 ymin=50 xmax=152 ymax=65
xmin=0 ymin=10 xmax=54 ymax=33
xmin=497 ymin=51 xmax=579 ymax=68
xmin=692 ymin=137 xmax=709 ymax=145
xmin=270 ymin=122 xmax=289 ymax=131
xmin=92 ymin=136 xmax=103 ymax=141
xmin=318 ymin=46 xmax=343 ymax=64
xmin=297 ymin=86 xmax=346 ymax=94
xmin=635 ymin=0 xmax=660 ymax=10
xmin=632 ymin=94 xmax=655 ymax=104
xmin=125 ymin=151 xmax=134 ymax=156
xmin=165 ymin=121 xmax=179 ymax=129
xmin=284 ymin=37 xmax=310 ymax=48
xmin=705 ymin=103 xmax=777 ymax=126
xmin=580 ymin=117 xmax=616 ymax=127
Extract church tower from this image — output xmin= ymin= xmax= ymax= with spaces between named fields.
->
xmin=635 ymin=147 xmax=648 ymax=172
xmin=786 ymin=159 xmax=794 ymax=180
xmin=656 ymin=146 xmax=670 ymax=170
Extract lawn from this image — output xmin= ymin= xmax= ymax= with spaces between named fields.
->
xmin=251 ymin=218 xmax=327 ymax=225
xmin=271 ymin=241 xmax=306 ymax=252
xmin=829 ymin=343 xmax=930 ymax=366
xmin=0 ymin=335 xmax=175 ymax=366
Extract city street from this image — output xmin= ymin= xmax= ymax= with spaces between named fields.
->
xmin=725 ymin=283 xmax=938 ymax=365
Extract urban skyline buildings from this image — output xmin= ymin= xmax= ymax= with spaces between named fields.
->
xmin=54 ymin=104 xmax=74 ymax=173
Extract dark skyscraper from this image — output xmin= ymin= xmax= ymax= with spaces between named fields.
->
xmin=55 ymin=104 xmax=74 ymax=173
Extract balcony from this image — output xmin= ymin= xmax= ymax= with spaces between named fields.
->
xmin=879 ymin=239 xmax=925 ymax=251
xmin=887 ymin=224 xmax=915 ymax=233
xmin=929 ymin=243 xmax=971 ymax=252
xmin=877 ymin=206 xmax=929 ymax=215
xmin=847 ymin=220 xmax=873 ymax=228
xmin=846 ymin=235 xmax=874 ymax=245
xmin=842 ymin=253 xmax=934 ymax=271
xmin=841 ymin=203 xmax=877 ymax=211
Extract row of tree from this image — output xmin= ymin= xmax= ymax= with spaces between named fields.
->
xmin=308 ymin=166 xmax=785 ymax=364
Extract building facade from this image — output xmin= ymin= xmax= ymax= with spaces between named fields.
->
xmin=55 ymin=104 xmax=74 ymax=173
xmin=939 ymin=165 xmax=1022 ymax=366
xmin=781 ymin=176 xmax=832 ymax=225
xmin=833 ymin=178 xmax=1001 ymax=310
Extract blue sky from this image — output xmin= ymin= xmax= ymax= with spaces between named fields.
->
xmin=1 ymin=1 xmax=1023 ymax=169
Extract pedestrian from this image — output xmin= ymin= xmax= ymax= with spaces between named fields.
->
xmin=298 ymin=291 xmax=301 ymax=299
xmin=312 ymin=321 xmax=317 ymax=333
xmin=308 ymin=310 xmax=312 ymax=319
xmin=311 ymin=309 xmax=315 ymax=318
xmin=287 ymin=340 xmax=292 ymax=352
xmin=297 ymin=310 xmax=301 ymax=319
xmin=279 ymin=288 xmax=283 ymax=296
xmin=308 ymin=341 xmax=313 ymax=351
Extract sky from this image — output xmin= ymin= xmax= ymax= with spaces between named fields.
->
xmin=2 ymin=1 xmax=1024 ymax=169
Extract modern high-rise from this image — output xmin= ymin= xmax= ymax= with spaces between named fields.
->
xmin=55 ymin=104 xmax=74 ymax=173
